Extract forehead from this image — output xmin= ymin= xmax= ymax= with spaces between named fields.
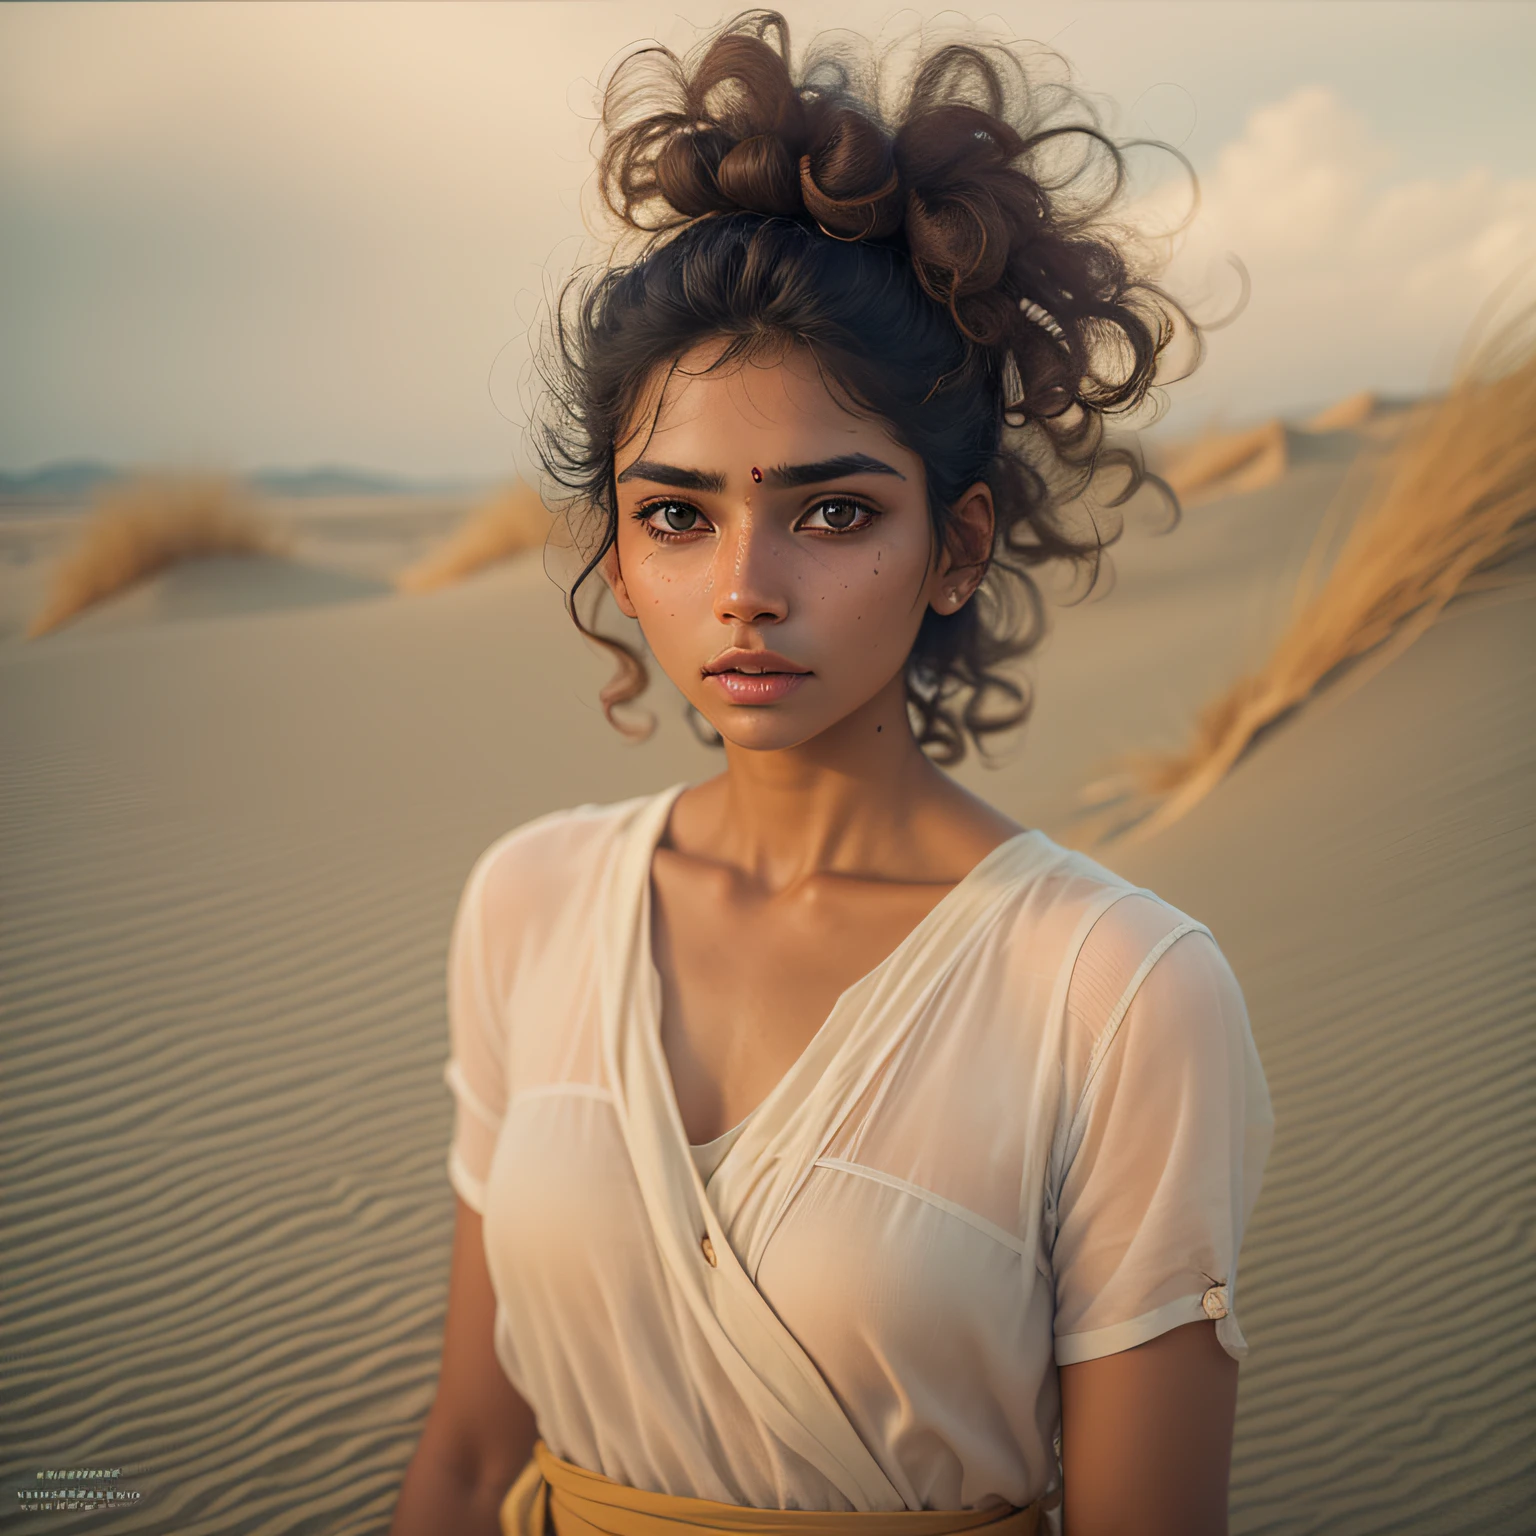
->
xmin=617 ymin=341 xmax=913 ymax=468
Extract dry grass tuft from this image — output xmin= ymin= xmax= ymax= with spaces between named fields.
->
xmin=28 ymin=474 xmax=294 ymax=638
xmin=1158 ymin=419 xmax=1289 ymax=507
xmin=1124 ymin=319 xmax=1536 ymax=840
xmin=395 ymin=485 xmax=551 ymax=593
xmin=1304 ymin=390 xmax=1377 ymax=432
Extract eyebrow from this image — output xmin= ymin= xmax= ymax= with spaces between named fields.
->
xmin=614 ymin=460 xmax=726 ymax=492
xmin=766 ymin=453 xmax=906 ymax=488
xmin=613 ymin=452 xmax=905 ymax=493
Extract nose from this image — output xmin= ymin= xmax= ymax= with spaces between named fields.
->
xmin=711 ymin=515 xmax=788 ymax=628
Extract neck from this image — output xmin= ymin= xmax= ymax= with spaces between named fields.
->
xmin=696 ymin=672 xmax=962 ymax=890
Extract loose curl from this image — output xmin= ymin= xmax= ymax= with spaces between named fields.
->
xmin=535 ymin=9 xmax=1196 ymax=764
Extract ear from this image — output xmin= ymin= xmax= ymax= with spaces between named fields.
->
xmin=599 ymin=541 xmax=640 ymax=620
xmin=931 ymin=482 xmax=995 ymax=615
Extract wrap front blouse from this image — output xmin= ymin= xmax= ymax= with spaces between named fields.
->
xmin=443 ymin=785 xmax=1273 ymax=1514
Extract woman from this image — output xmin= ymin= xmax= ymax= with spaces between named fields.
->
xmin=391 ymin=13 xmax=1272 ymax=1536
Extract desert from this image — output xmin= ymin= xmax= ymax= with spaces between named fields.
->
xmin=3 ymin=351 xmax=1531 ymax=1531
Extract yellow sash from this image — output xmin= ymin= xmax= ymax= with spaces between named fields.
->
xmin=501 ymin=1442 xmax=1059 ymax=1536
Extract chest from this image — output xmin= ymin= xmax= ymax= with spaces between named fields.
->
xmin=647 ymin=856 xmax=956 ymax=1143
xmin=480 ymin=1087 xmax=1059 ymax=1509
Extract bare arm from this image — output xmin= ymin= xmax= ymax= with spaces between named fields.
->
xmin=1059 ymin=1319 xmax=1239 ymax=1536
xmin=389 ymin=1196 xmax=538 ymax=1536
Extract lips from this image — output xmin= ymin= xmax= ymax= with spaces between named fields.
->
xmin=702 ymin=649 xmax=809 ymax=677
xmin=707 ymin=671 xmax=810 ymax=705
xmin=702 ymin=649 xmax=810 ymax=705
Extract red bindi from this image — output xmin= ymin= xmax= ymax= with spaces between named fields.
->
xmin=750 ymin=466 xmax=763 ymax=483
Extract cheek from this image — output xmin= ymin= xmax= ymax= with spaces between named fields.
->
xmin=805 ymin=542 xmax=929 ymax=649
xmin=616 ymin=534 xmax=713 ymax=627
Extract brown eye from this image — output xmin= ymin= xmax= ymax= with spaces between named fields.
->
xmin=799 ymin=498 xmax=876 ymax=534
xmin=638 ymin=500 xmax=710 ymax=537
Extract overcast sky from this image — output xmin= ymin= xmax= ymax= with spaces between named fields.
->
xmin=2 ymin=1 xmax=1532 ymax=479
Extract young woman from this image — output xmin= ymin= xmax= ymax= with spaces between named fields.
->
xmin=391 ymin=14 xmax=1272 ymax=1536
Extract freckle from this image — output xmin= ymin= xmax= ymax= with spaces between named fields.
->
xmin=877 ymin=725 xmax=883 ymax=733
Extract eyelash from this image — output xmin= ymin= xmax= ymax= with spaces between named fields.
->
xmin=632 ymin=496 xmax=879 ymax=542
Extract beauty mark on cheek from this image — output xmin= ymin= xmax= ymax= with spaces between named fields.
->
xmin=751 ymin=466 xmax=762 ymax=483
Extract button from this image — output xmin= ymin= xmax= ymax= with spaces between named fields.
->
xmin=1201 ymin=1284 xmax=1229 ymax=1321
xmin=700 ymin=1236 xmax=718 ymax=1267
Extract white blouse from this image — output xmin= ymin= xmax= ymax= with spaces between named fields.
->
xmin=442 ymin=785 xmax=1273 ymax=1514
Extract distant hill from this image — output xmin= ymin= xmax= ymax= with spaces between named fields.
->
xmin=0 ymin=461 xmax=490 ymax=500
xmin=0 ymin=460 xmax=120 ymax=499
xmin=248 ymin=466 xmax=461 ymax=498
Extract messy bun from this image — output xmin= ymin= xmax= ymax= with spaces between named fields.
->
xmin=537 ymin=9 xmax=1195 ymax=763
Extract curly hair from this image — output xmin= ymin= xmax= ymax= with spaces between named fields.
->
xmin=534 ymin=9 xmax=1195 ymax=764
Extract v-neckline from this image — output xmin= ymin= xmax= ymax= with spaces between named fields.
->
xmin=638 ymin=782 xmax=1038 ymax=1177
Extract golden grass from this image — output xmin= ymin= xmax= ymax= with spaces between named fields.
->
xmin=27 ymin=475 xmax=294 ymax=638
xmin=395 ymin=485 xmax=551 ymax=593
xmin=1304 ymin=390 xmax=1377 ymax=432
xmin=1123 ymin=320 xmax=1536 ymax=840
xmin=1158 ymin=418 xmax=1289 ymax=506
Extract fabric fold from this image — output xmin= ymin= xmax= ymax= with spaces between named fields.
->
xmin=443 ymin=784 xmax=1272 ymax=1513
xmin=595 ymin=787 xmax=905 ymax=1513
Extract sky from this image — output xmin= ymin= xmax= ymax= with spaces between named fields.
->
xmin=1 ymin=1 xmax=1532 ymax=480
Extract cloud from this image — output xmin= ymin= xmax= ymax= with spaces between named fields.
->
xmin=3 ymin=10 xmax=1531 ymax=471
xmin=1144 ymin=87 xmax=1536 ymax=422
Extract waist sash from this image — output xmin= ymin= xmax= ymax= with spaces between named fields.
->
xmin=501 ymin=1442 xmax=1059 ymax=1536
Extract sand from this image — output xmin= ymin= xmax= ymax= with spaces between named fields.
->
xmin=2 ymin=432 xmax=1530 ymax=1533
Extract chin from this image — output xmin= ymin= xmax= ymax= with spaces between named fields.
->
xmin=700 ymin=704 xmax=836 ymax=754
xmin=712 ymin=718 xmax=817 ymax=754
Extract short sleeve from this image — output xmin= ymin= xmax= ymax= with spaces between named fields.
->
xmin=442 ymin=847 xmax=509 ymax=1216
xmin=1050 ymin=905 xmax=1274 ymax=1366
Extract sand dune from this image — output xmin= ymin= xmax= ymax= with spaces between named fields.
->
xmin=1302 ymin=389 xmax=1377 ymax=432
xmin=25 ymin=475 xmax=296 ymax=638
xmin=1158 ymin=419 xmax=1290 ymax=505
xmin=1111 ymin=583 xmax=1533 ymax=1534
xmin=57 ymin=553 xmax=392 ymax=632
xmin=1153 ymin=392 xmax=1411 ymax=509
xmin=1123 ymin=331 xmax=1535 ymax=837
xmin=3 ymin=488 xmax=486 ymax=645
xmin=2 ymin=406 xmax=1531 ymax=1531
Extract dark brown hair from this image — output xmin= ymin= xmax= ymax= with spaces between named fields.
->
xmin=535 ymin=9 xmax=1194 ymax=763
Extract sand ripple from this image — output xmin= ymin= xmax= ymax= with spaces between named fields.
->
xmin=1117 ymin=587 xmax=1535 ymax=1535
xmin=3 ymin=545 xmax=1530 ymax=1531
